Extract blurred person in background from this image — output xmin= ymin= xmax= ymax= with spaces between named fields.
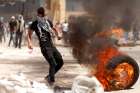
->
xmin=8 ymin=16 xmax=18 ymax=47
xmin=61 ymin=19 xmax=69 ymax=44
xmin=132 ymin=20 xmax=140 ymax=44
xmin=15 ymin=15 xmax=25 ymax=49
xmin=0 ymin=17 xmax=6 ymax=43
xmin=120 ymin=9 xmax=134 ymax=45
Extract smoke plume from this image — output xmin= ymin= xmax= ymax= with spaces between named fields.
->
xmin=67 ymin=0 xmax=140 ymax=68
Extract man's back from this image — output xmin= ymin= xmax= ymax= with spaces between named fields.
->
xmin=30 ymin=20 xmax=53 ymax=47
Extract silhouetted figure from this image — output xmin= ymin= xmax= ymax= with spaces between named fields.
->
xmin=15 ymin=15 xmax=25 ymax=48
xmin=8 ymin=16 xmax=18 ymax=47
xmin=133 ymin=20 xmax=140 ymax=44
xmin=0 ymin=17 xmax=6 ymax=43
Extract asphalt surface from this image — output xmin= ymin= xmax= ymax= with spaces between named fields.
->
xmin=0 ymin=44 xmax=139 ymax=93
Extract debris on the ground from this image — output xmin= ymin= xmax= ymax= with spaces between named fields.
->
xmin=0 ymin=72 xmax=54 ymax=93
xmin=71 ymin=75 xmax=104 ymax=93
xmin=0 ymin=73 xmax=104 ymax=93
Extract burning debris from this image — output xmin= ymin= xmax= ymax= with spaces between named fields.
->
xmin=67 ymin=0 xmax=140 ymax=91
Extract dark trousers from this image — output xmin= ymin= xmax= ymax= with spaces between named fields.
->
xmin=0 ymin=30 xmax=5 ymax=43
xmin=8 ymin=31 xmax=16 ymax=47
xmin=41 ymin=46 xmax=63 ymax=82
xmin=15 ymin=31 xmax=23 ymax=48
xmin=63 ymin=31 xmax=69 ymax=44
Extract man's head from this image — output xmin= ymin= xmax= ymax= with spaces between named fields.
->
xmin=18 ymin=14 xmax=23 ymax=20
xmin=37 ymin=7 xmax=45 ymax=17
xmin=11 ymin=16 xmax=15 ymax=20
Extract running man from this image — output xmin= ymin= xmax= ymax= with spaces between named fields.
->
xmin=27 ymin=7 xmax=64 ymax=85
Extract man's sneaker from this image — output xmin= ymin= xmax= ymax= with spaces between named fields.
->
xmin=44 ymin=76 xmax=55 ymax=86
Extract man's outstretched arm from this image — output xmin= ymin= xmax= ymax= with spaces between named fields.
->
xmin=27 ymin=29 xmax=33 ymax=49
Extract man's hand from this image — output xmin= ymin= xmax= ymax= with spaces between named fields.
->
xmin=28 ymin=43 xmax=33 ymax=49
xmin=28 ymin=43 xmax=33 ymax=54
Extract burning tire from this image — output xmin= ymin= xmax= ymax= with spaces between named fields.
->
xmin=106 ymin=55 xmax=139 ymax=90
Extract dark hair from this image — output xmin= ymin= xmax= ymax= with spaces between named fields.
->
xmin=37 ymin=7 xmax=45 ymax=17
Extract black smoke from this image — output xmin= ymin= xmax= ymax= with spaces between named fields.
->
xmin=67 ymin=0 xmax=140 ymax=68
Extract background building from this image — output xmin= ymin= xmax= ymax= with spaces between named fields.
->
xmin=45 ymin=0 xmax=85 ymax=23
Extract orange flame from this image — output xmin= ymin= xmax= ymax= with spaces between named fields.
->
xmin=94 ymin=47 xmax=121 ymax=90
xmin=89 ymin=28 xmax=132 ymax=91
xmin=111 ymin=28 xmax=124 ymax=39
xmin=92 ymin=28 xmax=123 ymax=90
